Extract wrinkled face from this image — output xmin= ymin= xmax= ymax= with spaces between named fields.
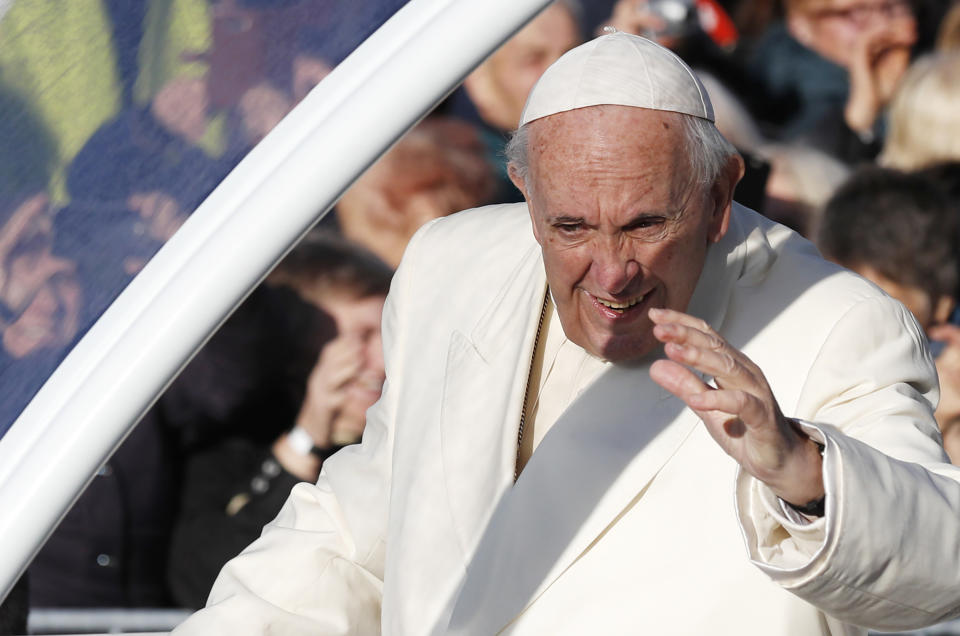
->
xmin=513 ymin=106 xmax=732 ymax=362
xmin=322 ymin=293 xmax=386 ymax=441
xmin=0 ymin=194 xmax=81 ymax=359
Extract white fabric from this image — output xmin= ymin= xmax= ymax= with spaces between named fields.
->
xmin=520 ymin=295 xmax=609 ymax=470
xmin=519 ymin=31 xmax=714 ymax=126
xmin=175 ymin=203 xmax=960 ymax=635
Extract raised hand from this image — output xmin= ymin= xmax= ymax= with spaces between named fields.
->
xmin=648 ymin=307 xmax=825 ymax=506
xmin=273 ymin=335 xmax=364 ymax=481
xmin=295 ymin=335 xmax=366 ymax=447
xmin=127 ymin=191 xmax=186 ymax=242
xmin=844 ymin=17 xmax=915 ymax=134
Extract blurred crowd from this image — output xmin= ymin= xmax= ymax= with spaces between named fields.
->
xmin=1 ymin=0 xmax=960 ymax=628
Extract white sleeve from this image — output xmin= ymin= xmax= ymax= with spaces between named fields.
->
xmin=172 ymin=220 xmax=439 ymax=635
xmin=736 ymin=295 xmax=960 ymax=632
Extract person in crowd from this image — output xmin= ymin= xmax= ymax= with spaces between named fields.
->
xmin=818 ymin=166 xmax=960 ymax=462
xmin=175 ymin=33 xmax=960 ymax=635
xmin=920 ymin=160 xmax=960 ymax=466
xmin=462 ymin=1 xmax=583 ymax=136
xmin=232 ymin=79 xmax=292 ymax=148
xmin=0 ymin=193 xmax=82 ymax=436
xmin=287 ymin=24 xmax=343 ymax=106
xmin=920 ymin=160 xmax=960 ymax=205
xmin=168 ymin=235 xmax=392 ymax=609
xmin=27 ymin=282 xmax=329 ymax=608
xmin=880 ymin=51 xmax=960 ymax=171
xmin=66 ymin=74 xmax=232 ymax=250
xmin=266 ymin=234 xmax=394 ymax=459
xmin=442 ymin=1 xmax=583 ymax=202
xmin=749 ymin=0 xmax=916 ymax=162
xmin=334 ymin=116 xmax=497 ymax=267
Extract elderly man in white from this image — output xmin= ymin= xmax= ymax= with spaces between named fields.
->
xmin=175 ymin=33 xmax=960 ymax=635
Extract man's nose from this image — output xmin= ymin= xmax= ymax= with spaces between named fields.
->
xmin=591 ymin=240 xmax=640 ymax=294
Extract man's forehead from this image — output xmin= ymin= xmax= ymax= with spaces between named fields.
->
xmin=526 ymin=109 xmax=694 ymax=207
xmin=527 ymin=105 xmax=684 ymax=157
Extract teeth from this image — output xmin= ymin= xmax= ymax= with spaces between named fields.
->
xmin=597 ymin=295 xmax=644 ymax=310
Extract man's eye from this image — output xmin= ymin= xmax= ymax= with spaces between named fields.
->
xmin=627 ymin=217 xmax=665 ymax=231
xmin=555 ymin=223 xmax=582 ymax=233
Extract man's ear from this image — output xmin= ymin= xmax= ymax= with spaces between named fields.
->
xmin=707 ymin=153 xmax=744 ymax=244
xmin=507 ymin=163 xmax=529 ymax=200
xmin=508 ymin=163 xmax=543 ymax=243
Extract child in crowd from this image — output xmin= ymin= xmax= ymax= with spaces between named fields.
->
xmin=818 ymin=166 xmax=960 ymax=463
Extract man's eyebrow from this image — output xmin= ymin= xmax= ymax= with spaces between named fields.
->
xmin=549 ymin=215 xmax=585 ymax=224
xmin=621 ymin=209 xmax=676 ymax=226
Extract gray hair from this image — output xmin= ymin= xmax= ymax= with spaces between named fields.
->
xmin=505 ymin=112 xmax=738 ymax=192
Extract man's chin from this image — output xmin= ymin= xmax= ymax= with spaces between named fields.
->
xmin=593 ymin=334 xmax=657 ymax=364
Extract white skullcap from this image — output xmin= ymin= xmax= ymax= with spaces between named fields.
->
xmin=518 ymin=31 xmax=714 ymax=127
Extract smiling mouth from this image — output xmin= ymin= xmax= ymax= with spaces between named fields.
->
xmin=594 ymin=292 xmax=648 ymax=314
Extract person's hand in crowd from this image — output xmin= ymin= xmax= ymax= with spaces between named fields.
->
xmin=929 ymin=323 xmax=960 ymax=464
xmin=272 ymin=335 xmax=365 ymax=481
xmin=0 ymin=194 xmax=49 ymax=301
xmin=237 ymin=81 xmax=292 ymax=146
xmin=297 ymin=334 xmax=365 ymax=445
xmin=844 ymin=15 xmax=916 ymax=135
xmin=127 ymin=191 xmax=186 ymax=242
xmin=649 ymin=308 xmax=825 ymax=508
xmin=150 ymin=75 xmax=210 ymax=145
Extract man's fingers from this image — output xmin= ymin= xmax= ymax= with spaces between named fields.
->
xmin=651 ymin=310 xmax=760 ymax=387
xmin=650 ymin=358 xmax=710 ymax=404
xmin=662 ymin=340 xmax=741 ymax=383
xmin=652 ymin=320 xmax=723 ymax=351
xmin=651 ymin=361 xmax=754 ymax=441
xmin=649 ymin=307 xmax=712 ymax=332
xmin=687 ymin=388 xmax=767 ymax=430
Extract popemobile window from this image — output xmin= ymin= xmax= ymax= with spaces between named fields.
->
xmin=0 ymin=0 xmax=409 ymax=439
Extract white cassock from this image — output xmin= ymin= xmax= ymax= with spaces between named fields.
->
xmin=175 ymin=202 xmax=960 ymax=635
